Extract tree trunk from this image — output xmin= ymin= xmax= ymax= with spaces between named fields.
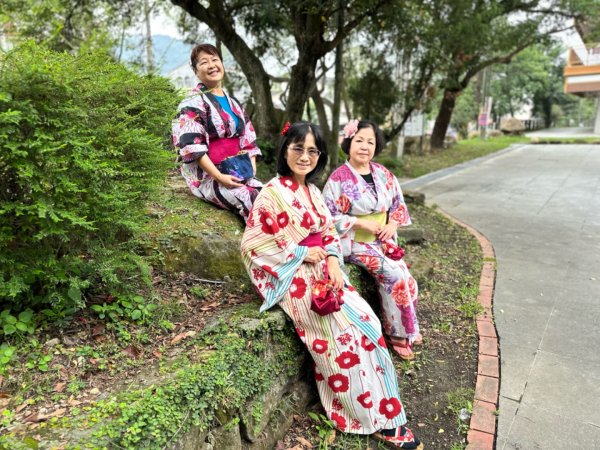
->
xmin=328 ymin=1 xmax=344 ymax=171
xmin=143 ymin=0 xmax=154 ymax=73
xmin=286 ymin=52 xmax=318 ymax=123
xmin=431 ymin=88 xmax=459 ymax=149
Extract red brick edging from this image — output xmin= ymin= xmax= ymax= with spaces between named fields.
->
xmin=438 ymin=209 xmax=500 ymax=450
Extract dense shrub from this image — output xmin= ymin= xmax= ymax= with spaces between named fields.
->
xmin=0 ymin=42 xmax=178 ymax=316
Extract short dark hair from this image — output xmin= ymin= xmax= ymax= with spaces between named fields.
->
xmin=340 ymin=120 xmax=385 ymax=156
xmin=276 ymin=121 xmax=328 ymax=183
xmin=190 ymin=43 xmax=223 ymax=72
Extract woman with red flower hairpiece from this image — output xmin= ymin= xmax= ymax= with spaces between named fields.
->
xmin=172 ymin=43 xmax=263 ymax=222
xmin=323 ymin=119 xmax=421 ymax=361
xmin=241 ymin=121 xmax=423 ymax=450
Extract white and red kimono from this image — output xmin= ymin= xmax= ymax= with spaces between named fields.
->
xmin=323 ymin=161 xmax=420 ymax=343
xmin=241 ymin=175 xmax=408 ymax=434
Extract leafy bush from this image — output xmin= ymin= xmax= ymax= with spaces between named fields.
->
xmin=0 ymin=41 xmax=179 ymax=316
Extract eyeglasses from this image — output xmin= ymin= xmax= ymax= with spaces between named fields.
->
xmin=288 ymin=145 xmax=321 ymax=158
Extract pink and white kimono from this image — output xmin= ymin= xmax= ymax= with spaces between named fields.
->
xmin=241 ymin=175 xmax=408 ymax=434
xmin=323 ymin=161 xmax=420 ymax=343
xmin=173 ymin=83 xmax=263 ymax=221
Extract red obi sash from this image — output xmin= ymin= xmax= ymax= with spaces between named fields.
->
xmin=298 ymin=233 xmax=323 ymax=248
xmin=208 ymin=137 xmax=241 ymax=165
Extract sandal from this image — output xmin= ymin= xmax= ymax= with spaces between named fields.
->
xmin=373 ymin=425 xmax=424 ymax=449
xmin=385 ymin=336 xmax=414 ymax=361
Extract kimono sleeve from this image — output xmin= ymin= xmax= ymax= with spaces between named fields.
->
xmin=241 ymin=187 xmax=308 ymax=311
xmin=173 ymin=102 xmax=210 ymax=163
xmin=387 ymin=169 xmax=412 ymax=227
xmin=322 ymin=176 xmax=357 ymax=238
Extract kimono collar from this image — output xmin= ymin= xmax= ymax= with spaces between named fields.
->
xmin=343 ymin=161 xmax=385 ymax=210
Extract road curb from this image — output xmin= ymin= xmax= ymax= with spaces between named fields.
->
xmin=437 ymin=209 xmax=500 ymax=450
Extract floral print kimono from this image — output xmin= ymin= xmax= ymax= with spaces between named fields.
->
xmin=241 ymin=175 xmax=408 ymax=434
xmin=173 ymin=83 xmax=263 ymax=221
xmin=323 ymin=161 xmax=420 ymax=343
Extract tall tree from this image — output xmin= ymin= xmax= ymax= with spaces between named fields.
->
xmin=427 ymin=0 xmax=590 ymax=149
xmin=169 ymin=0 xmax=391 ymax=140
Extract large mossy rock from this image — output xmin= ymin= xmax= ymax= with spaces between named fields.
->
xmin=143 ymin=175 xmax=248 ymax=282
xmin=2 ymin=305 xmax=313 ymax=449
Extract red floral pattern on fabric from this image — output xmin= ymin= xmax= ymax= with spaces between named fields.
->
xmin=350 ymin=419 xmax=362 ymax=430
xmin=300 ymin=211 xmax=315 ymax=230
xmin=277 ymin=211 xmax=289 ymax=228
xmin=357 ymin=391 xmax=373 ymax=408
xmin=378 ymin=397 xmax=402 ymax=419
xmin=279 ymin=176 xmax=299 ymax=192
xmin=361 ymin=335 xmax=376 ymax=351
xmin=327 ymin=373 xmax=350 ymax=393
xmin=377 ymin=336 xmax=387 ymax=348
xmin=261 ymin=265 xmax=278 ymax=279
xmin=356 ymin=255 xmax=381 ymax=273
xmin=289 ymin=277 xmax=307 ymax=299
xmin=323 ymin=235 xmax=335 ymax=245
xmin=332 ymin=398 xmax=343 ymax=411
xmin=260 ymin=210 xmax=280 ymax=235
xmin=335 ymin=351 xmax=360 ymax=369
xmin=312 ymin=338 xmax=328 ymax=354
xmin=336 ymin=333 xmax=352 ymax=346
xmin=408 ymin=276 xmax=417 ymax=296
xmin=336 ymin=194 xmax=351 ymax=214
xmin=252 ymin=268 xmax=266 ymax=280
xmin=392 ymin=280 xmax=410 ymax=306
xmin=390 ymin=204 xmax=409 ymax=225
xmin=330 ymin=412 xmax=347 ymax=431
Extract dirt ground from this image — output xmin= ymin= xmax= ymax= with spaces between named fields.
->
xmin=277 ymin=203 xmax=482 ymax=450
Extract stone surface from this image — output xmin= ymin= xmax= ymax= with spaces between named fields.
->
xmin=499 ymin=117 xmax=525 ymax=134
xmin=396 ymin=226 xmax=425 ymax=244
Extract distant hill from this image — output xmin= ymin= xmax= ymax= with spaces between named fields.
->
xmin=119 ymin=34 xmax=192 ymax=75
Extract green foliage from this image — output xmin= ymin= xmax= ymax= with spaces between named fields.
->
xmin=0 ymin=308 xmax=36 ymax=337
xmin=446 ymin=387 xmax=474 ymax=434
xmin=348 ymin=66 xmax=400 ymax=125
xmin=56 ymin=310 xmax=304 ymax=449
xmin=0 ymin=343 xmax=17 ymax=375
xmin=308 ymin=412 xmax=336 ymax=450
xmin=0 ymin=41 xmax=179 ymax=315
xmin=91 ymin=295 xmax=158 ymax=324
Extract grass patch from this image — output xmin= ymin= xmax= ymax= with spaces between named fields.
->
xmin=390 ymin=135 xmax=528 ymax=179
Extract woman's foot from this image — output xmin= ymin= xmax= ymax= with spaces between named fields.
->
xmin=413 ymin=332 xmax=423 ymax=346
xmin=373 ymin=425 xmax=424 ymax=449
xmin=385 ymin=336 xmax=414 ymax=360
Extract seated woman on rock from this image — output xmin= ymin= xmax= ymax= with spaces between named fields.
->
xmin=323 ymin=119 xmax=421 ymax=361
xmin=172 ymin=43 xmax=263 ymax=222
xmin=241 ymin=121 xmax=423 ymax=449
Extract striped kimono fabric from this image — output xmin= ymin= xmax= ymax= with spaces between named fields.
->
xmin=241 ymin=176 xmax=408 ymax=434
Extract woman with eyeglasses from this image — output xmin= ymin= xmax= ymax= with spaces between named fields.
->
xmin=172 ymin=43 xmax=263 ymax=222
xmin=241 ymin=121 xmax=423 ymax=449
xmin=323 ymin=120 xmax=421 ymax=361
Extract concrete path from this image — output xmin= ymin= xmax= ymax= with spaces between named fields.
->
xmin=402 ymin=144 xmax=600 ymax=449
xmin=526 ymin=127 xmax=599 ymax=138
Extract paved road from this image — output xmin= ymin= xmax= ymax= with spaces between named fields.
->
xmin=403 ymin=143 xmax=600 ymax=449
xmin=526 ymin=127 xmax=599 ymax=138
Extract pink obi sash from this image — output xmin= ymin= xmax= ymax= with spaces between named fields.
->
xmin=298 ymin=233 xmax=323 ymax=248
xmin=208 ymin=137 xmax=241 ymax=165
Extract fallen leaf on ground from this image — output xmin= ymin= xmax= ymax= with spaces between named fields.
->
xmin=122 ymin=345 xmax=142 ymax=359
xmin=23 ymin=412 xmax=39 ymax=423
xmin=295 ymin=436 xmax=313 ymax=448
xmin=54 ymin=382 xmax=66 ymax=393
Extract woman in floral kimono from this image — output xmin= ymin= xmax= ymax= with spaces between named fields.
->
xmin=172 ymin=43 xmax=262 ymax=222
xmin=241 ymin=121 xmax=423 ymax=449
xmin=323 ymin=120 xmax=421 ymax=360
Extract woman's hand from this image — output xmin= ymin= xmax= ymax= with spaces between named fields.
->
xmin=378 ymin=222 xmax=398 ymax=242
xmin=304 ymin=247 xmax=327 ymax=264
xmin=327 ymin=256 xmax=344 ymax=290
xmin=354 ymin=218 xmax=381 ymax=235
xmin=217 ymin=174 xmax=244 ymax=188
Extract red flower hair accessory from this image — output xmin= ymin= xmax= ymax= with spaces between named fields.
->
xmin=280 ymin=121 xmax=291 ymax=136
